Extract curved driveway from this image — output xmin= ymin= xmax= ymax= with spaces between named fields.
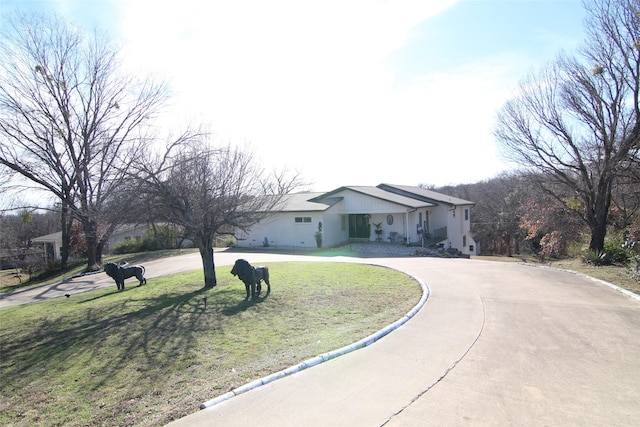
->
xmin=2 ymin=252 xmax=639 ymax=425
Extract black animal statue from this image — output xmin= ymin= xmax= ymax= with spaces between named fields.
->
xmin=230 ymin=258 xmax=270 ymax=299
xmin=104 ymin=262 xmax=147 ymax=291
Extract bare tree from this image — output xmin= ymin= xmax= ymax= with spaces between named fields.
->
xmin=141 ymin=137 xmax=303 ymax=288
xmin=0 ymin=12 xmax=169 ymax=269
xmin=495 ymin=0 xmax=640 ymax=254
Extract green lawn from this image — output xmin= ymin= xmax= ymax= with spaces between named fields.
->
xmin=0 ymin=262 xmax=421 ymax=426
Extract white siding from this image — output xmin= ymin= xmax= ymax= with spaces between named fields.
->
xmin=320 ymin=212 xmax=346 ymax=247
xmin=443 ymin=205 xmax=476 ymax=255
xmin=237 ymin=212 xmax=323 ymax=249
xmin=331 ymin=189 xmax=409 ymax=214
xmin=368 ymin=213 xmax=406 ymax=243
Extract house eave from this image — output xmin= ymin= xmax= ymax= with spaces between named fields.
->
xmin=377 ymin=183 xmax=475 ymax=207
xmin=311 ymin=186 xmax=435 ymax=210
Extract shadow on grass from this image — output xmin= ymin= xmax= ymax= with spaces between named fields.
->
xmin=78 ymin=289 xmax=125 ymax=303
xmin=1 ymin=281 xmax=273 ymax=389
xmin=221 ymin=290 xmax=270 ymax=316
xmin=1 ymin=287 xmax=213 ymax=389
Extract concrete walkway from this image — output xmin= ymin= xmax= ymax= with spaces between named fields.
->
xmin=2 ymin=252 xmax=639 ymax=425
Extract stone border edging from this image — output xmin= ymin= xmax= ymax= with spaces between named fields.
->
xmin=200 ymin=266 xmax=430 ymax=410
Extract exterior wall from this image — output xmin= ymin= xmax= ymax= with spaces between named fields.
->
xmin=32 ymin=233 xmax=63 ymax=261
xmin=333 ymin=190 xmax=410 ymax=214
xmin=403 ymin=205 xmax=476 ymax=255
xmin=319 ymin=212 xmax=347 ymax=247
xmin=368 ymin=213 xmax=406 ymax=243
xmin=46 ymin=239 xmax=62 ymax=260
xmin=237 ymin=212 xmax=324 ymax=249
xmin=445 ymin=205 xmax=477 ymax=255
xmin=428 ymin=207 xmax=448 ymax=237
xmin=328 ymin=189 xmax=415 ymax=244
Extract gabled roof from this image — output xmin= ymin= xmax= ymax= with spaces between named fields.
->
xmin=268 ymin=192 xmax=342 ymax=212
xmin=32 ymin=231 xmax=62 ymax=242
xmin=377 ymin=183 xmax=474 ymax=206
xmin=311 ymin=186 xmax=435 ymax=209
xmin=246 ymin=184 xmax=474 ymax=213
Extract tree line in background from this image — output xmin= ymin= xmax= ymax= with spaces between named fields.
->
xmin=432 ymin=171 xmax=639 ymax=263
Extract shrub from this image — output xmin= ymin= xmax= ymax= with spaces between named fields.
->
xmin=113 ymin=238 xmax=144 ymax=254
xmin=628 ymin=255 xmax=640 ymax=283
xmin=602 ymin=240 xmax=629 ymax=264
xmin=584 ymin=230 xmax=633 ymax=266
xmin=583 ymin=249 xmax=610 ymax=266
xmin=113 ymin=225 xmax=186 ymax=254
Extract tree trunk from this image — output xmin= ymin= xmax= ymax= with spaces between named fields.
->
xmin=198 ymin=237 xmax=217 ymax=288
xmin=587 ymin=177 xmax=613 ymax=254
xmin=95 ymin=238 xmax=106 ymax=266
xmin=588 ymin=222 xmax=607 ymax=254
xmin=504 ymin=234 xmax=512 ymax=257
xmin=83 ymin=220 xmax=99 ymax=270
xmin=60 ymin=203 xmax=72 ymax=270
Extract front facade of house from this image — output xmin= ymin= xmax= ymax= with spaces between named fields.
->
xmin=236 ymin=184 xmax=477 ymax=255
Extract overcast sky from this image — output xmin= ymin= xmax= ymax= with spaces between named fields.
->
xmin=2 ymin=0 xmax=587 ymax=191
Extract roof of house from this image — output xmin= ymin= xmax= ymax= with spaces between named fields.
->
xmin=32 ymin=231 xmax=62 ymax=243
xmin=377 ymin=183 xmax=475 ymax=206
xmin=312 ymin=186 xmax=435 ymax=209
xmin=268 ymin=192 xmax=342 ymax=212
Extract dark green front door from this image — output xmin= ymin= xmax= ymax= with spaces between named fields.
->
xmin=348 ymin=214 xmax=370 ymax=239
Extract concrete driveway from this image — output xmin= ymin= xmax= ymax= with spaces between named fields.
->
xmin=2 ymin=252 xmax=639 ymax=425
xmin=166 ymin=255 xmax=640 ymax=426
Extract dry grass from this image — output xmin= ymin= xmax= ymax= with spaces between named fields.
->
xmin=548 ymin=258 xmax=640 ymax=295
xmin=0 ymin=270 xmax=25 ymax=289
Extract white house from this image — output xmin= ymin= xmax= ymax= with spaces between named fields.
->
xmin=236 ymin=183 xmax=477 ymax=255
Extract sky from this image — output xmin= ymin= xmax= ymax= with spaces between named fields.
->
xmin=1 ymin=0 xmax=588 ymax=191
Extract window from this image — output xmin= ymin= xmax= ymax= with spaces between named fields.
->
xmin=295 ymin=217 xmax=312 ymax=223
xmin=465 ymin=209 xmax=469 ymax=221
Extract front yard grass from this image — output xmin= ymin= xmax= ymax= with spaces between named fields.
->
xmin=0 ymin=262 xmax=421 ymax=427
